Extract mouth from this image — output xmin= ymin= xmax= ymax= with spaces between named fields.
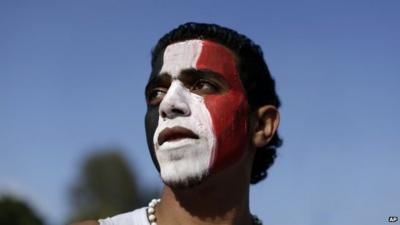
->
xmin=158 ymin=126 xmax=199 ymax=146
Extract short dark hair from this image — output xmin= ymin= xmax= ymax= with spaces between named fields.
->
xmin=151 ymin=22 xmax=282 ymax=184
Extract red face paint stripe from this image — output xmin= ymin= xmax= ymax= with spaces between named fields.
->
xmin=196 ymin=40 xmax=249 ymax=171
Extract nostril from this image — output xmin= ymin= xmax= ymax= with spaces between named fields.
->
xmin=159 ymin=101 xmax=190 ymax=119
xmin=172 ymin=108 xmax=185 ymax=115
xmin=161 ymin=111 xmax=167 ymax=118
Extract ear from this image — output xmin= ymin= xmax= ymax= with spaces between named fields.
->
xmin=252 ymin=105 xmax=280 ymax=148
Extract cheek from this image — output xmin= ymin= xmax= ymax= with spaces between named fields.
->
xmin=204 ymin=90 xmax=249 ymax=170
xmin=145 ymin=107 xmax=160 ymax=171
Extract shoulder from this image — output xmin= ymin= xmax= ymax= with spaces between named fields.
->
xmin=69 ymin=207 xmax=148 ymax=225
xmin=69 ymin=220 xmax=99 ymax=225
xmin=99 ymin=207 xmax=148 ymax=225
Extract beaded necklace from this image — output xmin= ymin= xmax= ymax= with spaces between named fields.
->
xmin=146 ymin=199 xmax=262 ymax=225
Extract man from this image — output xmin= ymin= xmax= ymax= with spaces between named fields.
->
xmin=74 ymin=22 xmax=282 ymax=225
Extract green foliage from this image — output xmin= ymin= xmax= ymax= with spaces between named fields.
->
xmin=68 ymin=149 xmax=158 ymax=223
xmin=0 ymin=196 xmax=46 ymax=225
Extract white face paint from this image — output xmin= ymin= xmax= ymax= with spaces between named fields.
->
xmin=153 ymin=40 xmax=216 ymax=185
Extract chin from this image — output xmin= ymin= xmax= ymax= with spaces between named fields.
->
xmin=156 ymin=140 xmax=213 ymax=188
xmin=162 ymin=168 xmax=210 ymax=189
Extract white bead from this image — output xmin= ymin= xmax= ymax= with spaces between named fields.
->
xmin=147 ymin=207 xmax=155 ymax=214
xmin=147 ymin=198 xmax=161 ymax=225
xmin=148 ymin=214 xmax=156 ymax=221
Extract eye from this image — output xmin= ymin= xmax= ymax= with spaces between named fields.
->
xmin=147 ymin=88 xmax=167 ymax=105
xmin=191 ymin=80 xmax=218 ymax=94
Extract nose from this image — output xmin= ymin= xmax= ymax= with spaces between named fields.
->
xmin=159 ymin=82 xmax=191 ymax=119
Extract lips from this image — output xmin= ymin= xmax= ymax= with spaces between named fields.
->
xmin=158 ymin=126 xmax=199 ymax=146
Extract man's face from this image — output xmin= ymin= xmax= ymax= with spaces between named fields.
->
xmin=145 ymin=40 xmax=249 ymax=186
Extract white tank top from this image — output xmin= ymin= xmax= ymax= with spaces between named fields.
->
xmin=98 ymin=207 xmax=149 ymax=225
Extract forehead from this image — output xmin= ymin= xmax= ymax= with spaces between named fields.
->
xmin=160 ymin=40 xmax=237 ymax=78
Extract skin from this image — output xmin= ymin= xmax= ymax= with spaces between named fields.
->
xmin=146 ymin=40 xmax=250 ymax=187
xmin=72 ymin=40 xmax=280 ymax=225
xmin=153 ymin=104 xmax=279 ymax=225
xmin=146 ymin=40 xmax=280 ymax=225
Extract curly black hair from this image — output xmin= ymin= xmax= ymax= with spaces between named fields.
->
xmin=151 ymin=22 xmax=282 ymax=184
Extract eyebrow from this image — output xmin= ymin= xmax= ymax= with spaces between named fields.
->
xmin=180 ymin=68 xmax=226 ymax=83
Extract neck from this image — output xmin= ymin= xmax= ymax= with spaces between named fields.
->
xmin=156 ymin=159 xmax=253 ymax=225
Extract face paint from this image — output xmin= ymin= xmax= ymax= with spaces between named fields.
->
xmin=198 ymin=41 xmax=249 ymax=170
xmin=145 ymin=40 xmax=249 ymax=186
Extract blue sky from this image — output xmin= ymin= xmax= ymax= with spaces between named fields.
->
xmin=1 ymin=0 xmax=399 ymax=224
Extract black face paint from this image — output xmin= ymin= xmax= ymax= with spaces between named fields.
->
xmin=144 ymin=50 xmax=165 ymax=172
xmin=145 ymin=105 xmax=160 ymax=171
